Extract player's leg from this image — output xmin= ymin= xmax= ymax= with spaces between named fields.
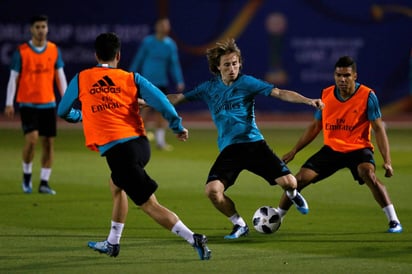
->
xmin=141 ymin=194 xmax=211 ymax=260
xmin=21 ymin=130 xmax=38 ymax=193
xmin=93 ymin=138 xmax=210 ymax=259
xmin=276 ymin=146 xmax=339 ymax=218
xmin=153 ymin=87 xmax=172 ymax=150
xmin=276 ymin=168 xmax=317 ymax=217
xmin=88 ymin=138 xmax=148 ymax=257
xmin=205 ymin=179 xmax=249 ymax=239
xmin=38 ymin=108 xmax=57 ymax=194
xmin=204 ymin=145 xmax=249 ymax=239
xmin=23 ymin=131 xmax=38 ymax=164
xmin=275 ymin=173 xmax=309 ymax=215
xmin=88 ymin=178 xmax=127 ymax=257
xmin=250 ymin=140 xmax=309 ymax=215
xmin=205 ymin=180 xmax=236 ymax=217
xmin=38 ymin=136 xmax=56 ymax=194
xmin=154 ymin=111 xmax=172 ymax=150
xmin=139 ymin=106 xmax=155 ymax=141
xmin=19 ymin=107 xmax=39 ymax=193
xmin=357 ymin=162 xmax=402 ymax=233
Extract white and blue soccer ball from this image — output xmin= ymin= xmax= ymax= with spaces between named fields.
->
xmin=252 ymin=206 xmax=281 ymax=234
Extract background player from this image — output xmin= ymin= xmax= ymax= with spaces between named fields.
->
xmin=4 ymin=14 xmax=67 ymax=195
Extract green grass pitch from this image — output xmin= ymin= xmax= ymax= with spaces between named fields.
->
xmin=0 ymin=126 xmax=411 ymax=273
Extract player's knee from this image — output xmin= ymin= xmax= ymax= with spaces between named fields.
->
xmin=205 ymin=180 xmax=223 ymax=201
xmin=277 ymin=174 xmax=297 ymax=190
xmin=359 ymin=168 xmax=377 ymax=184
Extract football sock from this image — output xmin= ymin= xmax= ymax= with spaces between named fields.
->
xmin=40 ymin=168 xmax=52 ymax=183
xmin=276 ymin=207 xmax=288 ymax=218
xmin=229 ymin=213 xmax=247 ymax=227
xmin=107 ymin=221 xmax=124 ymax=245
xmin=22 ymin=162 xmax=32 ymax=184
xmin=382 ymin=204 xmax=400 ymax=223
xmin=285 ymin=189 xmax=297 ymax=199
xmin=23 ymin=162 xmax=33 ymax=173
xmin=155 ymin=128 xmax=166 ymax=147
xmin=171 ymin=220 xmax=195 ymax=245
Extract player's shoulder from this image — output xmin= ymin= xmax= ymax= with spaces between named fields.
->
xmin=160 ymin=36 xmax=177 ymax=49
xmin=142 ymin=35 xmax=156 ymax=43
xmin=18 ymin=42 xmax=30 ymax=50
xmin=236 ymin=74 xmax=267 ymax=86
xmin=356 ymin=83 xmax=377 ymax=99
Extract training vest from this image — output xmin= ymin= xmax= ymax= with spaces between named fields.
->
xmin=78 ymin=67 xmax=145 ymax=151
xmin=16 ymin=42 xmax=58 ymax=104
xmin=321 ymin=84 xmax=373 ymax=153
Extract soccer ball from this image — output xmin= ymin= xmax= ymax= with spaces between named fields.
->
xmin=252 ymin=206 xmax=281 ymax=234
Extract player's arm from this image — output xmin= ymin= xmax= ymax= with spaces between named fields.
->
xmin=55 ymin=67 xmax=68 ymax=97
xmin=169 ymin=41 xmax=185 ymax=92
xmin=57 ymin=74 xmax=82 ymax=123
xmin=129 ymin=40 xmax=147 ymax=72
xmin=282 ymin=115 xmax=322 ymax=164
xmin=5 ymin=50 xmax=21 ymax=118
xmin=371 ymin=118 xmax=392 ymax=177
xmin=368 ymin=92 xmax=393 ymax=177
xmin=137 ymin=74 xmax=188 ymax=141
xmin=55 ymin=48 xmax=67 ymax=96
xmin=4 ymin=70 xmax=19 ymax=118
xmin=167 ymin=93 xmax=187 ymax=106
xmin=270 ymin=87 xmax=324 ymax=110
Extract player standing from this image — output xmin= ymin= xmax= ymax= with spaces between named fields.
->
xmin=4 ymin=14 xmax=67 ymax=195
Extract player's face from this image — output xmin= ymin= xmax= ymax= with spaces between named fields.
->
xmin=30 ymin=21 xmax=48 ymax=44
xmin=156 ymin=18 xmax=171 ymax=37
xmin=217 ymin=52 xmax=241 ymax=85
xmin=334 ymin=66 xmax=357 ymax=97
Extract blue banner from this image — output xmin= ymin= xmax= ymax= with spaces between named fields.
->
xmin=1 ymin=0 xmax=411 ymax=113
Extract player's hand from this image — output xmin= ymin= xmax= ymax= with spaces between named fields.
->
xmin=383 ymin=163 xmax=393 ymax=178
xmin=282 ymin=150 xmax=296 ymax=164
xmin=167 ymin=93 xmax=185 ymax=105
xmin=310 ymin=99 xmax=324 ymax=110
xmin=176 ymin=128 xmax=189 ymax=142
xmin=176 ymin=83 xmax=185 ymax=93
xmin=4 ymin=106 xmax=14 ymax=118
xmin=137 ymin=98 xmax=147 ymax=108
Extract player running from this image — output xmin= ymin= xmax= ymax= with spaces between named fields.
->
xmin=58 ymin=32 xmax=211 ymax=259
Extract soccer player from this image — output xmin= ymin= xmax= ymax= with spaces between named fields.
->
xmin=4 ymin=15 xmax=68 ymax=195
xmin=168 ymin=38 xmax=324 ymax=239
xmin=276 ymin=56 xmax=403 ymax=233
xmin=57 ymin=32 xmax=211 ymax=259
xmin=129 ymin=17 xmax=185 ymax=151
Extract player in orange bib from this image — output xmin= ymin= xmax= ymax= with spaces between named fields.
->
xmin=4 ymin=15 xmax=67 ymax=195
xmin=276 ymin=56 xmax=402 ymax=233
xmin=58 ymin=32 xmax=211 ymax=260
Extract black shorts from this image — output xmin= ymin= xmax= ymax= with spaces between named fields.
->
xmin=207 ymin=140 xmax=291 ymax=189
xmin=105 ymin=137 xmax=158 ymax=205
xmin=302 ymin=145 xmax=375 ymax=185
xmin=19 ymin=106 xmax=57 ymax=137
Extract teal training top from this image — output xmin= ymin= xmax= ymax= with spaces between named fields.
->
xmin=129 ymin=35 xmax=184 ymax=87
xmin=183 ymin=74 xmax=274 ymax=151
